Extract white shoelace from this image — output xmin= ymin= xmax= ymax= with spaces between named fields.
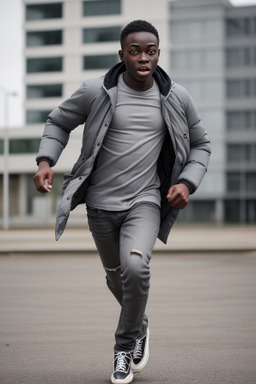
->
xmin=133 ymin=338 xmax=143 ymax=359
xmin=115 ymin=352 xmax=130 ymax=372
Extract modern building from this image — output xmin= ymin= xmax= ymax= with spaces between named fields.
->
xmin=0 ymin=0 xmax=255 ymax=228
xmin=169 ymin=0 xmax=256 ymax=224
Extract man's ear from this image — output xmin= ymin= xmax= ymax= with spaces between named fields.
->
xmin=158 ymin=49 xmax=161 ymax=57
xmin=119 ymin=50 xmax=124 ymax=62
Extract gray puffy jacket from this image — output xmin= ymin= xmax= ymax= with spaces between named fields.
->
xmin=36 ymin=62 xmax=211 ymax=243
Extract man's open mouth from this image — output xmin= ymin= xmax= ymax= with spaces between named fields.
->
xmin=137 ymin=67 xmax=151 ymax=74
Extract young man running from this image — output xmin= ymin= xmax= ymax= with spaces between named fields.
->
xmin=34 ymin=20 xmax=211 ymax=384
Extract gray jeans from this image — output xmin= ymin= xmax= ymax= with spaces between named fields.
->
xmin=86 ymin=202 xmax=160 ymax=352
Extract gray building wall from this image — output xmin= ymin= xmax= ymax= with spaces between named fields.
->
xmin=170 ymin=0 xmax=256 ymax=224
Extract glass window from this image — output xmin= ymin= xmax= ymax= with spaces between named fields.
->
xmin=171 ymin=49 xmax=222 ymax=70
xmin=226 ymin=48 xmax=241 ymax=67
xmin=246 ymin=172 xmax=256 ymax=191
xmin=244 ymin=79 xmax=252 ymax=97
xmin=227 ymin=173 xmax=240 ymax=192
xmin=26 ymin=30 xmax=62 ymax=47
xmin=226 ymin=144 xmax=256 ymax=163
xmin=171 ymin=20 xmax=222 ymax=41
xmin=27 ymin=84 xmax=63 ymax=98
xmin=9 ymin=139 xmax=41 ymax=154
xmin=177 ymin=200 xmax=216 ymax=223
xmin=225 ymin=200 xmax=240 ymax=222
xmin=27 ymin=57 xmax=63 ymax=73
xmin=181 ymin=80 xmax=222 ymax=101
xmin=227 ymin=144 xmax=242 ymax=162
xmin=227 ymin=79 xmax=254 ymax=98
xmin=83 ymin=54 xmax=118 ymax=70
xmin=83 ymin=0 xmax=121 ymax=16
xmin=244 ymin=18 xmax=251 ymax=35
xmin=9 ymin=175 xmax=19 ymax=215
xmin=171 ymin=51 xmax=187 ymax=70
xmin=244 ymin=48 xmax=251 ymax=65
xmin=227 ymin=111 xmax=256 ymax=130
xmin=245 ymin=144 xmax=254 ymax=162
xmin=226 ymin=19 xmax=241 ymax=36
xmin=190 ymin=51 xmax=202 ymax=69
xmin=204 ymin=50 xmax=223 ymax=68
xmin=26 ymin=3 xmax=62 ymax=20
xmin=227 ymin=80 xmax=241 ymax=98
xmin=246 ymin=200 xmax=256 ymax=223
xmin=226 ymin=18 xmax=252 ymax=36
xmin=227 ymin=111 xmax=242 ymax=130
xmin=26 ymin=110 xmax=51 ymax=124
xmin=226 ymin=48 xmax=253 ymax=67
xmin=83 ymin=26 xmax=121 ymax=43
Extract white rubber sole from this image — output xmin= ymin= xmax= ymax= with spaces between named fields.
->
xmin=131 ymin=328 xmax=150 ymax=373
xmin=111 ymin=371 xmax=133 ymax=384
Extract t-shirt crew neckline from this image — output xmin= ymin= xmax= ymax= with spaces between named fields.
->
xmin=121 ymin=72 xmax=156 ymax=95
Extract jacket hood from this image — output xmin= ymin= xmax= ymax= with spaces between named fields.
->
xmin=104 ymin=62 xmax=172 ymax=97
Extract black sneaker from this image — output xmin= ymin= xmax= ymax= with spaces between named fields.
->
xmin=111 ymin=351 xmax=133 ymax=384
xmin=131 ymin=328 xmax=150 ymax=373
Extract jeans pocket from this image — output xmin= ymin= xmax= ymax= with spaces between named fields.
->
xmin=86 ymin=206 xmax=101 ymax=217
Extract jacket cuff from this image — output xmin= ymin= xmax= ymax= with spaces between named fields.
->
xmin=36 ymin=157 xmax=53 ymax=167
xmin=178 ymin=180 xmax=195 ymax=194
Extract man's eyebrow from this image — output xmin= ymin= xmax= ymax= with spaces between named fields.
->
xmin=129 ymin=43 xmax=158 ymax=47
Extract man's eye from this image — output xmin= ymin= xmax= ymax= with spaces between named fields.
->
xmin=130 ymin=50 xmax=138 ymax=54
xmin=148 ymin=50 xmax=156 ymax=55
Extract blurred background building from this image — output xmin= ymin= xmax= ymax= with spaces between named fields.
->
xmin=0 ymin=0 xmax=256 ymax=228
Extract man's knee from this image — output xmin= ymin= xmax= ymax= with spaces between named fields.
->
xmin=123 ymin=251 xmax=150 ymax=287
xmin=104 ymin=264 xmax=123 ymax=304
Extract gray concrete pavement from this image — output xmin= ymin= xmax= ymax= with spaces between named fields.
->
xmin=0 ymin=224 xmax=256 ymax=254
xmin=0 ymin=252 xmax=256 ymax=384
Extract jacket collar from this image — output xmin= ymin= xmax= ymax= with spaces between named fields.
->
xmin=103 ymin=62 xmax=172 ymax=97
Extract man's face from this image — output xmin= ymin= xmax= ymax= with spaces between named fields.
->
xmin=119 ymin=31 xmax=160 ymax=91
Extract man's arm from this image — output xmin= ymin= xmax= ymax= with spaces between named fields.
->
xmin=176 ymin=90 xmax=211 ymax=193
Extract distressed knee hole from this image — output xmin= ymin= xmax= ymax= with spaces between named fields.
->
xmin=104 ymin=264 xmax=121 ymax=273
xmin=130 ymin=249 xmax=143 ymax=257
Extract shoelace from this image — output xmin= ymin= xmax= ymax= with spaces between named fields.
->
xmin=115 ymin=352 xmax=130 ymax=372
xmin=133 ymin=338 xmax=143 ymax=359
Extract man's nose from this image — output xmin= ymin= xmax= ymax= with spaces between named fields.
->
xmin=138 ymin=52 xmax=149 ymax=62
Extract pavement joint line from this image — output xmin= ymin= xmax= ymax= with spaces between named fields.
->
xmin=1 ymin=248 xmax=256 ymax=256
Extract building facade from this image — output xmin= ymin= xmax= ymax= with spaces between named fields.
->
xmin=0 ymin=0 xmax=256 ymax=227
xmin=169 ymin=0 xmax=256 ymax=224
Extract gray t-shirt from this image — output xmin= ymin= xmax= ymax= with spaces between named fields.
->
xmin=85 ymin=74 xmax=166 ymax=210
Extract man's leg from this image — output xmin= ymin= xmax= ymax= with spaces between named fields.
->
xmin=86 ymin=206 xmax=123 ymax=304
xmin=86 ymin=206 xmax=135 ymax=383
xmin=86 ymin=203 xmax=160 ymax=383
xmin=115 ymin=202 xmax=160 ymax=352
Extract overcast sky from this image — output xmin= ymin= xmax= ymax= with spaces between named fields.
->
xmin=0 ymin=0 xmax=256 ymax=128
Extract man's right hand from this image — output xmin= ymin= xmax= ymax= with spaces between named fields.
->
xmin=33 ymin=161 xmax=54 ymax=193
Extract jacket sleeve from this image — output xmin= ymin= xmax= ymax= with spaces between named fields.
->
xmin=177 ymin=92 xmax=211 ymax=193
xmin=36 ymin=82 xmax=90 ymax=167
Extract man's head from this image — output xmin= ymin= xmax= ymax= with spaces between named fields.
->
xmin=120 ymin=20 xmax=159 ymax=49
xmin=119 ymin=20 xmax=160 ymax=91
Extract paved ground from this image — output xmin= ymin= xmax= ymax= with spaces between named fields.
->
xmin=0 ymin=251 xmax=256 ymax=384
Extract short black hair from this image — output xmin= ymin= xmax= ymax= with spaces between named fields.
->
xmin=120 ymin=20 xmax=159 ymax=49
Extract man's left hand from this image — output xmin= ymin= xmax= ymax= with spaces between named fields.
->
xmin=166 ymin=184 xmax=190 ymax=209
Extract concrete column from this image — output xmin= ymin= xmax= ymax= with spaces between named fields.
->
xmin=215 ymin=198 xmax=224 ymax=226
xmin=19 ymin=174 xmax=27 ymax=216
